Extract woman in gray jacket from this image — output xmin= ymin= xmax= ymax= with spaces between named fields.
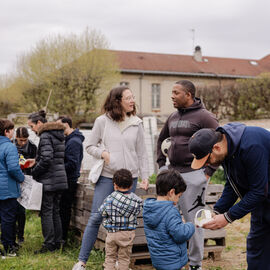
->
xmin=73 ymin=86 xmax=149 ymax=270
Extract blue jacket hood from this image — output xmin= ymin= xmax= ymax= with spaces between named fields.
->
xmin=143 ymin=198 xmax=175 ymax=228
xmin=217 ymin=122 xmax=246 ymax=157
xmin=0 ymin=135 xmax=10 ymax=145
xmin=66 ymin=128 xmax=85 ymax=143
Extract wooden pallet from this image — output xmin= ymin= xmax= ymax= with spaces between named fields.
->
xmin=203 ymin=229 xmax=226 ymax=260
xmin=71 ymin=179 xmax=226 ymax=262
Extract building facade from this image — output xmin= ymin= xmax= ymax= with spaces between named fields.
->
xmin=111 ymin=47 xmax=270 ymax=119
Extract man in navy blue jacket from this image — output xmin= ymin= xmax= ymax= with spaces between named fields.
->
xmin=188 ymin=123 xmax=270 ymax=270
xmin=57 ymin=116 xmax=85 ymax=242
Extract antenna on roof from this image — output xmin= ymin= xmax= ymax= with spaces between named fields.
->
xmin=190 ymin=29 xmax=195 ymax=52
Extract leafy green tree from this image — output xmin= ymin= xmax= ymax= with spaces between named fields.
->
xmin=15 ymin=28 xmax=120 ymax=123
xmin=236 ymin=73 xmax=270 ymax=119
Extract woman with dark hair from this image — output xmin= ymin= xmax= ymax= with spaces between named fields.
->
xmin=14 ymin=127 xmax=37 ymax=244
xmin=73 ymin=86 xmax=149 ymax=270
xmin=72 ymin=86 xmax=149 ymax=270
xmin=27 ymin=110 xmax=67 ymax=253
xmin=0 ymin=119 xmax=24 ymax=257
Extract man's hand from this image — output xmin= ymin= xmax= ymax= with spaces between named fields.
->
xmin=140 ymin=179 xmax=149 ymax=190
xmin=205 ymin=174 xmax=210 ymax=181
xmin=202 ymin=214 xmax=228 ymax=230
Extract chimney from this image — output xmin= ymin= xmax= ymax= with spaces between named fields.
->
xmin=193 ymin=46 xmax=203 ymax=62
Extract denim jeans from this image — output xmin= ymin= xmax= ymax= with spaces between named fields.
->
xmin=78 ymin=176 xmax=137 ymax=263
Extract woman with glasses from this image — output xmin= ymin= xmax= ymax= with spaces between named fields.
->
xmin=72 ymin=86 xmax=149 ymax=270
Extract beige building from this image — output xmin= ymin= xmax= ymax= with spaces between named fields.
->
xmin=111 ymin=47 xmax=270 ymax=119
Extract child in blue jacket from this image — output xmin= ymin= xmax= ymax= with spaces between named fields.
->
xmin=143 ymin=169 xmax=195 ymax=270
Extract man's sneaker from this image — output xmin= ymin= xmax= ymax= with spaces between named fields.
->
xmin=0 ymin=248 xmax=6 ymax=259
xmin=72 ymin=262 xmax=86 ymax=270
xmin=3 ymin=247 xmax=17 ymax=258
xmin=18 ymin=238 xmax=24 ymax=245
xmin=34 ymin=245 xmax=56 ymax=254
xmin=189 ymin=266 xmax=202 ymax=270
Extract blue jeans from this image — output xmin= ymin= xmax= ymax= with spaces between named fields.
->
xmin=78 ymin=176 xmax=137 ymax=263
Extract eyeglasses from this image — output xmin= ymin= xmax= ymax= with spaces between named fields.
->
xmin=123 ymin=95 xmax=135 ymax=101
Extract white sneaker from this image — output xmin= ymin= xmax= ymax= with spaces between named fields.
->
xmin=72 ymin=262 xmax=86 ymax=270
xmin=189 ymin=266 xmax=202 ymax=270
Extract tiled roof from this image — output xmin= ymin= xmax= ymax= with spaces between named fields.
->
xmin=111 ymin=50 xmax=270 ymax=78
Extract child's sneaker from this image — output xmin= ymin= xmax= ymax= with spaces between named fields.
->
xmin=189 ymin=266 xmax=202 ymax=270
xmin=72 ymin=262 xmax=86 ymax=270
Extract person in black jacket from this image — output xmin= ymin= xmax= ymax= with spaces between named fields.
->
xmin=27 ymin=110 xmax=68 ymax=253
xmin=57 ymin=116 xmax=84 ymax=242
xmin=14 ymin=127 xmax=37 ymax=244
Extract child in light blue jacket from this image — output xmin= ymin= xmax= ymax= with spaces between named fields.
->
xmin=143 ymin=169 xmax=195 ymax=270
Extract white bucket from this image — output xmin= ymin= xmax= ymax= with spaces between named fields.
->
xmin=194 ymin=209 xmax=213 ymax=227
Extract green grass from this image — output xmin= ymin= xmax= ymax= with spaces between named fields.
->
xmin=0 ymin=211 xmax=105 ymax=270
xmin=209 ymin=168 xmax=226 ymax=185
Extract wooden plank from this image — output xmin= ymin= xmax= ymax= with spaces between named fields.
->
xmin=204 ymin=228 xmax=226 ymax=239
xmin=206 ymin=184 xmax=224 ymax=193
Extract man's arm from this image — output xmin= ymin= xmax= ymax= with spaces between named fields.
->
xmin=226 ymin=145 xmax=268 ymax=221
xmin=157 ymin=118 xmax=170 ymax=169
xmin=65 ymin=140 xmax=82 ymax=175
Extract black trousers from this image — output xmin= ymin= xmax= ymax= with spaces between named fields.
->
xmin=59 ymin=180 xmax=77 ymax=241
xmin=16 ymin=202 xmax=26 ymax=241
xmin=0 ymin=198 xmax=17 ymax=252
xmin=247 ymin=198 xmax=270 ymax=270
xmin=40 ymin=191 xmax=62 ymax=248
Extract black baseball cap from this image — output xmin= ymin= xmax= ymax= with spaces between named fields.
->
xmin=188 ymin=129 xmax=220 ymax=169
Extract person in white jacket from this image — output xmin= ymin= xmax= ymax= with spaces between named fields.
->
xmin=73 ymin=86 xmax=149 ymax=270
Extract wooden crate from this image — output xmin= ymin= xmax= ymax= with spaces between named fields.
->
xmin=71 ymin=178 xmax=225 ymax=262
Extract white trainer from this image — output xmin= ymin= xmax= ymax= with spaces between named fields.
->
xmin=72 ymin=262 xmax=86 ymax=270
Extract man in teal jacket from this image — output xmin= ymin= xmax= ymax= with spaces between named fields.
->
xmin=0 ymin=119 xmax=24 ymax=256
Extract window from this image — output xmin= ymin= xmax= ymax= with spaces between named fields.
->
xmin=152 ymin=84 xmax=160 ymax=109
xmin=120 ymin=81 xmax=129 ymax=87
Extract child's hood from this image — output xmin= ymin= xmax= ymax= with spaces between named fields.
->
xmin=143 ymin=198 xmax=174 ymax=228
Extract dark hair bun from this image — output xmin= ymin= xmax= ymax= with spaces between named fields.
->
xmin=38 ymin=110 xmax=46 ymax=119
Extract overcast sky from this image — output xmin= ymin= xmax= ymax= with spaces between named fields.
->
xmin=1 ymin=0 xmax=270 ymax=74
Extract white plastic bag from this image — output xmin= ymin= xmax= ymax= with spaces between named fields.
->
xmin=88 ymin=118 xmax=107 ymax=184
xmin=17 ymin=175 xmax=43 ymax=210
xmin=88 ymin=158 xmax=105 ymax=184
